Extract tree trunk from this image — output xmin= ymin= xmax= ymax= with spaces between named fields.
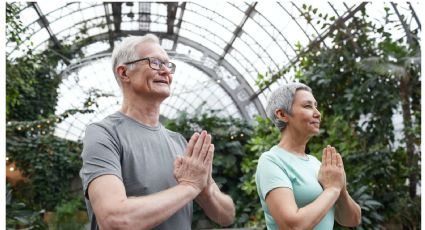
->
xmin=399 ymin=72 xmax=417 ymax=198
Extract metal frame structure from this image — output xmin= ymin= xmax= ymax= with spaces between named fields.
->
xmin=7 ymin=2 xmax=421 ymax=141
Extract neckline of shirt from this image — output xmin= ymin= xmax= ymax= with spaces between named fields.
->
xmin=116 ymin=111 xmax=162 ymax=131
xmin=274 ymin=145 xmax=310 ymax=161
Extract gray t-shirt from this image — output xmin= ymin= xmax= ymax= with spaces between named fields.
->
xmin=80 ymin=111 xmax=192 ymax=230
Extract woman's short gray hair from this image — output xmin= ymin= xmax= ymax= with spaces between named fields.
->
xmin=266 ymin=82 xmax=312 ymax=131
xmin=111 ymin=34 xmax=160 ymax=88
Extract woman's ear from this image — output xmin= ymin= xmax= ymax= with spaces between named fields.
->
xmin=275 ymin=109 xmax=289 ymax=123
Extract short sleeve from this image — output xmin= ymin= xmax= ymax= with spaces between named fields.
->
xmin=80 ymin=124 xmax=122 ymax=198
xmin=256 ymin=153 xmax=293 ymax=200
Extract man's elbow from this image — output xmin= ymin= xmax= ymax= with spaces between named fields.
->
xmin=98 ymin=210 xmax=134 ymax=230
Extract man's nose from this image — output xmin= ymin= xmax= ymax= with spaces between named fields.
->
xmin=159 ymin=64 xmax=171 ymax=74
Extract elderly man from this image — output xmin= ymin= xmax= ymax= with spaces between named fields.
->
xmin=80 ymin=34 xmax=235 ymax=230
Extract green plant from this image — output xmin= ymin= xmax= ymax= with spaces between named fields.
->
xmin=165 ymin=110 xmax=257 ymax=228
xmin=6 ymin=4 xmax=117 ymax=223
xmin=6 ymin=134 xmax=83 ymax=211
xmin=254 ymin=4 xmax=420 ymax=228
xmin=240 ymin=116 xmax=280 ymax=227
xmin=49 ymin=196 xmax=88 ymax=230
xmin=6 ymin=183 xmax=47 ymax=230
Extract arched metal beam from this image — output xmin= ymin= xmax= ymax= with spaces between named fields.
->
xmin=408 ymin=2 xmax=421 ymax=30
xmin=251 ymin=2 xmax=369 ymax=99
xmin=172 ymin=2 xmax=186 ymax=51
xmin=165 ymin=34 xmax=266 ymax=118
xmin=29 ymin=11 xmax=261 ymax=92
xmin=59 ymin=31 xmax=266 ymax=119
xmin=166 ymin=2 xmax=178 ymax=35
xmin=390 ymin=2 xmax=415 ymax=46
xmin=30 ymin=2 xmax=71 ymax=65
xmin=30 ymin=2 xmax=61 ymax=49
xmin=111 ymin=2 xmax=122 ymax=32
xmin=103 ymin=3 xmax=115 ymax=49
xmin=218 ymin=2 xmax=257 ymax=64
xmin=16 ymin=3 xmax=268 ymax=89
xmin=60 ymin=52 xmax=243 ymax=119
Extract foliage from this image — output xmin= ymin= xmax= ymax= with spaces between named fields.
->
xmin=6 ymin=2 xmax=420 ymax=229
xmin=6 ymin=183 xmax=47 ymax=230
xmin=165 ymin=111 xmax=258 ymax=228
xmin=295 ymin=5 xmax=420 ymax=228
xmin=6 ymin=4 xmax=105 ymax=227
xmin=6 ymin=52 xmax=63 ymax=121
xmin=254 ymin=3 xmax=420 ymax=229
xmin=6 ymin=133 xmax=83 ymax=211
xmin=241 ymin=116 xmax=280 ymax=227
xmin=6 ymin=2 xmax=27 ymax=47
xmin=49 ymin=196 xmax=88 ymax=230
xmin=6 ymin=3 xmax=60 ymax=121
xmin=6 ymin=2 xmax=94 ymax=122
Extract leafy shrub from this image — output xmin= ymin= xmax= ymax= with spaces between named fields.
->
xmin=6 ymin=183 xmax=47 ymax=230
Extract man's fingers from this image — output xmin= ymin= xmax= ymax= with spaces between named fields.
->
xmin=173 ymin=156 xmax=182 ymax=175
xmin=186 ymin=133 xmax=199 ymax=156
xmin=192 ymin=131 xmax=206 ymax=158
xmin=174 ymin=156 xmax=182 ymax=167
xmin=204 ymin=144 xmax=214 ymax=165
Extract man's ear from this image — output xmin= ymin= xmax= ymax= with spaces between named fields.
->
xmin=275 ymin=109 xmax=289 ymax=123
xmin=117 ymin=65 xmax=129 ymax=82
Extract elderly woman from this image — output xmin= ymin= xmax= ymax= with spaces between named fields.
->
xmin=256 ymin=83 xmax=361 ymax=229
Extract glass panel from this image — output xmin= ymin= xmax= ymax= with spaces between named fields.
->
xmin=9 ymin=0 xmax=422 ymax=133
xmin=81 ymin=41 xmax=110 ymax=57
xmin=19 ymin=6 xmax=39 ymax=28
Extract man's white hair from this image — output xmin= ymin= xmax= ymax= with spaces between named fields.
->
xmin=111 ymin=34 xmax=160 ymax=88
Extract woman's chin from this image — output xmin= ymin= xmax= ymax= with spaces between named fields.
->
xmin=310 ymin=129 xmax=320 ymax=136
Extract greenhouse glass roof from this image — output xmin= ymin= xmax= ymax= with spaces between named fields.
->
xmin=6 ymin=1 xmax=422 ymax=141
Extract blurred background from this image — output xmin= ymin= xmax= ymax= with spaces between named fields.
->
xmin=5 ymin=2 xmax=421 ymax=229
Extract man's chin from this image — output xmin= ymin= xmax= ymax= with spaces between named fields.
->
xmin=156 ymin=91 xmax=171 ymax=100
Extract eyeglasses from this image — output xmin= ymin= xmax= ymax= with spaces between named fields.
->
xmin=124 ymin=57 xmax=176 ymax=74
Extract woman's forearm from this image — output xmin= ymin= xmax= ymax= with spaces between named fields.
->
xmin=335 ymin=189 xmax=362 ymax=227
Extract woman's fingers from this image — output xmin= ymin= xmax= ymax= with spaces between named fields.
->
xmin=321 ymin=147 xmax=327 ymax=166
xmin=336 ymin=153 xmax=343 ymax=167
xmin=331 ymin=146 xmax=338 ymax=166
xmin=325 ymin=145 xmax=332 ymax=166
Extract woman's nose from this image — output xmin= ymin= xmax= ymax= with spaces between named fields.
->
xmin=314 ymin=107 xmax=321 ymax=118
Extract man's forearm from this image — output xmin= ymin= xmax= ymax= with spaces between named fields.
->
xmin=195 ymin=182 xmax=235 ymax=226
xmin=96 ymin=184 xmax=199 ymax=230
